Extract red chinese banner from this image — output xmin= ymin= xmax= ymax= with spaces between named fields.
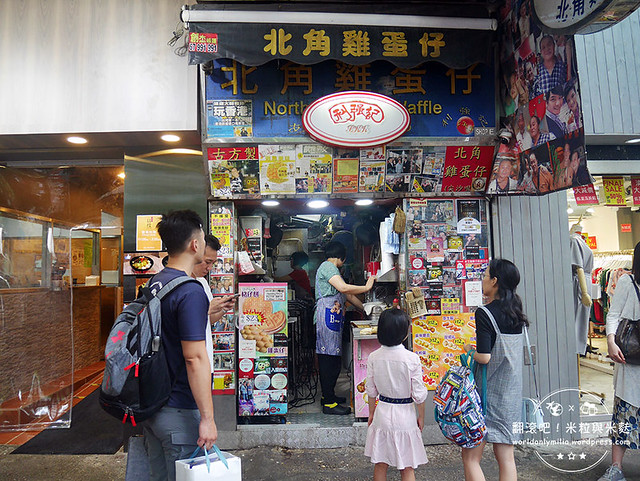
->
xmin=573 ymin=184 xmax=599 ymax=205
xmin=632 ymin=177 xmax=640 ymax=206
xmin=207 ymin=146 xmax=257 ymax=161
xmin=441 ymin=146 xmax=495 ymax=193
xmin=602 ymin=177 xmax=627 ymax=206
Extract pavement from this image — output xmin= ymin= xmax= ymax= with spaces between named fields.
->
xmin=2 ymin=441 xmax=640 ymax=481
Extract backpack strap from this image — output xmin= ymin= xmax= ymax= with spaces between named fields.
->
xmin=154 ymin=275 xmax=201 ymax=300
xmin=629 ymin=274 xmax=640 ymax=304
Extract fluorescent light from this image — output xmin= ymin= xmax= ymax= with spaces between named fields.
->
xmin=355 ymin=199 xmax=374 ymax=206
xmin=66 ymin=136 xmax=87 ymax=144
xmin=181 ymin=9 xmax=497 ymax=31
xmin=261 ymin=200 xmax=280 ymax=207
xmin=625 ymin=138 xmax=640 ymax=144
xmin=307 ymin=200 xmax=329 ymax=209
xmin=161 ymin=134 xmax=181 ymax=142
xmin=117 ymin=172 xmax=126 ymax=179
xmin=586 ymin=207 xmax=595 ymax=213
xmin=567 ymin=207 xmax=574 ymax=214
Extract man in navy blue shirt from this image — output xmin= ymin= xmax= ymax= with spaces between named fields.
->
xmin=142 ymin=210 xmax=235 ymax=481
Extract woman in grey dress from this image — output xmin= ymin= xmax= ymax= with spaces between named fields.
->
xmin=463 ymin=259 xmax=527 ymax=481
xmin=599 ymin=241 xmax=640 ymax=481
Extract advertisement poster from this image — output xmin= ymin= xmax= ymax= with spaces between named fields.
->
xmin=207 ymin=146 xmax=259 ymax=196
xmin=135 ymin=215 xmax=163 ymax=252
xmin=353 ymin=338 xmax=380 ymax=418
xmin=359 ymin=148 xmax=386 ymax=193
xmin=441 ymin=146 xmax=495 ymax=193
xmin=259 ymin=145 xmax=296 ymax=194
xmin=412 ymin=314 xmax=476 ymax=390
xmin=603 ymin=177 xmax=627 ymax=206
xmin=464 ymin=280 xmax=483 ymax=306
xmin=456 ymin=199 xmax=482 ymax=234
xmin=124 ymin=252 xmax=168 ymax=276
xmin=295 ymin=144 xmax=333 ymax=194
xmin=573 ymin=184 xmax=599 ymax=205
xmin=238 ymin=283 xmax=288 ymax=416
xmin=333 ymin=157 xmax=359 ymax=193
xmin=210 ymin=213 xmax=233 ymax=257
xmin=206 ymin=99 xmax=252 ymax=138
xmin=411 ymin=175 xmax=440 ymax=193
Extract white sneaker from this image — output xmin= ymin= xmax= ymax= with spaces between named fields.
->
xmin=598 ymin=464 xmax=626 ymax=481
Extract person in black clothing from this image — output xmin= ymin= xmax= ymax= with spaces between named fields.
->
xmin=463 ymin=259 xmax=528 ymax=481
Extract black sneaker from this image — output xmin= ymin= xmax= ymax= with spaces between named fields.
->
xmin=321 ymin=395 xmax=347 ymax=404
xmin=323 ymin=403 xmax=351 ymax=415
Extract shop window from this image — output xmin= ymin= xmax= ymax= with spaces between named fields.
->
xmin=0 ymin=212 xmax=46 ymax=289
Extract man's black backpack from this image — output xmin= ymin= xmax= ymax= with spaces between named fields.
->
xmin=99 ymin=275 xmax=199 ymax=425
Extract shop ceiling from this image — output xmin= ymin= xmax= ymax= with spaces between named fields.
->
xmin=0 ymin=131 xmax=202 ymax=167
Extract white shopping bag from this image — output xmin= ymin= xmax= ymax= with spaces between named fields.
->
xmin=176 ymin=446 xmax=242 ymax=481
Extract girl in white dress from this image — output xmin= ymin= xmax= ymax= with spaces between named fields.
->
xmin=364 ymin=309 xmax=428 ymax=481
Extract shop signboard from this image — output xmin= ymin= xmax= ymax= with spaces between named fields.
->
xmin=531 ymin=0 xmax=640 ymax=34
xmin=302 ymin=91 xmax=410 ymax=147
xmin=603 ymin=176 xmax=627 ymax=206
xmin=204 ymin=59 xmax=495 ymax=139
xmin=441 ymin=146 xmax=495 ymax=194
xmin=135 ymin=215 xmax=162 ymax=252
xmin=632 ymin=177 xmax=640 ymax=206
xmin=621 ymin=224 xmax=632 ymax=233
xmin=573 ymin=184 xmax=599 ymax=205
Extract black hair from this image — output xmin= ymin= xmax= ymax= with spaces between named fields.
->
xmin=564 ymin=79 xmax=577 ymax=99
xmin=377 ymin=308 xmax=410 ymax=347
xmin=324 ymin=241 xmax=346 ymax=261
xmin=205 ymin=234 xmax=221 ymax=251
xmin=291 ymin=251 xmax=309 ymax=268
xmin=633 ymin=242 xmax=640 ymax=282
xmin=545 ymin=83 xmax=564 ymax=101
xmin=488 ymin=259 xmax=529 ymax=328
xmin=157 ymin=210 xmax=204 ymax=256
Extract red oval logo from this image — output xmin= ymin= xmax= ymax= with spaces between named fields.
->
xmin=302 ymin=91 xmax=410 ymax=148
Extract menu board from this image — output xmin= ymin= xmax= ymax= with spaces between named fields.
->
xmin=412 ymin=314 xmax=476 ymax=390
xmin=237 ymin=283 xmax=288 ymax=416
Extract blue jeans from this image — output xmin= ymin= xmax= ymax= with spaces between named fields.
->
xmin=142 ymin=406 xmax=200 ymax=481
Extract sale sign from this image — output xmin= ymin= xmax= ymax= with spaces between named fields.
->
xmin=632 ymin=177 xmax=640 ymax=206
xmin=603 ymin=177 xmax=627 ymax=206
xmin=573 ymin=184 xmax=599 ymax=205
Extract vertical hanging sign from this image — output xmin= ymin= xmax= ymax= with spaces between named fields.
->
xmin=631 ymin=177 xmax=640 ymax=206
xmin=573 ymin=184 xmax=599 ymax=205
xmin=602 ymin=177 xmax=627 ymax=206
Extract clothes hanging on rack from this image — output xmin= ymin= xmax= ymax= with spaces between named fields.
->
xmin=590 ymin=252 xmax=633 ymax=327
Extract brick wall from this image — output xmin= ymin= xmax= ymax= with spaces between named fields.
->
xmin=0 ymin=287 xmax=102 ymax=402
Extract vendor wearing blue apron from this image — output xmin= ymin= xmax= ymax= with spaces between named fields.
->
xmin=315 ymin=241 xmax=376 ymax=415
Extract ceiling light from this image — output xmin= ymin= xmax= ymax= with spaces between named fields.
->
xmin=66 ymin=136 xmax=87 ymax=144
xmin=307 ymin=200 xmax=329 ymax=209
xmin=586 ymin=207 xmax=595 ymax=213
xmin=567 ymin=207 xmax=574 ymax=214
xmin=625 ymin=138 xmax=640 ymax=144
xmin=261 ymin=200 xmax=280 ymax=207
xmin=161 ymin=134 xmax=181 ymax=142
xmin=117 ymin=172 xmax=126 ymax=179
xmin=355 ymin=199 xmax=374 ymax=206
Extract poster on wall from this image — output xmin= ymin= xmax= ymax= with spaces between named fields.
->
xmin=441 ymin=146 xmax=495 ymax=194
xmin=456 ymin=199 xmax=482 ymax=234
xmin=412 ymin=314 xmax=476 ymax=390
xmin=258 ymin=145 xmax=296 ymax=194
xmin=487 ymin=0 xmax=591 ymax=196
xmin=359 ymin=147 xmax=386 ymax=193
xmin=205 ymin=99 xmax=252 ymax=138
xmin=295 ymin=144 xmax=333 ymax=194
xmin=207 ymin=146 xmax=260 ymax=196
xmin=136 ymin=215 xmax=163 ymax=252
xmin=333 ymin=157 xmax=359 ymax=193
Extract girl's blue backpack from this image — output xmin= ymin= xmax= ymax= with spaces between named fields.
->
xmin=433 ymin=350 xmax=486 ymax=448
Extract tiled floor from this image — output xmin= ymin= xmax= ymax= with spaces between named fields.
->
xmin=0 ymin=361 xmax=104 ymax=446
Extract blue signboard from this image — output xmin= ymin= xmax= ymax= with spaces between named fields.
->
xmin=204 ymin=59 xmax=495 ymax=140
